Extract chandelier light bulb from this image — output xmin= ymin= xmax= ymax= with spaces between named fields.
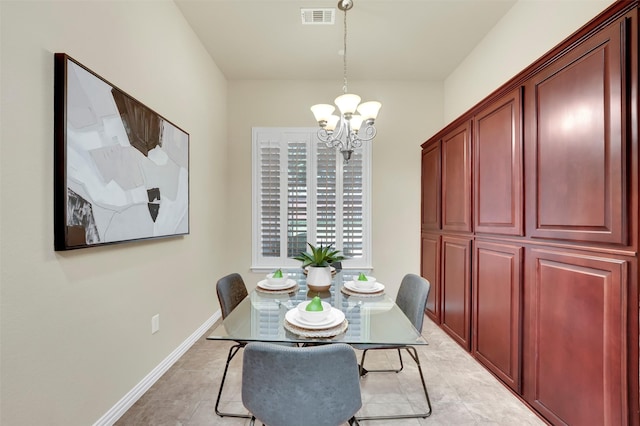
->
xmin=334 ymin=93 xmax=361 ymax=115
xmin=326 ymin=115 xmax=340 ymax=131
xmin=357 ymin=101 xmax=382 ymax=121
xmin=350 ymin=115 xmax=364 ymax=133
xmin=311 ymin=104 xmax=336 ymax=124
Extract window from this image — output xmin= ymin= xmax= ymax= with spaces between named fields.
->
xmin=252 ymin=127 xmax=371 ymax=270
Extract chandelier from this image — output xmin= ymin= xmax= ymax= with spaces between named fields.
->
xmin=310 ymin=0 xmax=382 ymax=163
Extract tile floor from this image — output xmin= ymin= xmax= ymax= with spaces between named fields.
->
xmin=115 ymin=317 xmax=546 ymax=425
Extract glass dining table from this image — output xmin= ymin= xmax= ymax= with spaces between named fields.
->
xmin=207 ymin=269 xmax=427 ymax=346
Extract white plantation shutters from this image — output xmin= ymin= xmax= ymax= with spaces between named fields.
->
xmin=259 ymin=139 xmax=281 ymax=258
xmin=343 ymin=151 xmax=364 ymax=258
xmin=316 ymin=144 xmax=337 ymax=247
xmin=252 ymin=127 xmax=371 ymax=269
xmin=287 ymin=139 xmax=308 ymax=258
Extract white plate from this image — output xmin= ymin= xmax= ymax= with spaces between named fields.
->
xmin=295 ymin=311 xmax=335 ymax=327
xmin=343 ymin=281 xmax=385 ymax=294
xmin=285 ymin=307 xmax=345 ymax=330
xmin=257 ymin=278 xmax=296 ymax=290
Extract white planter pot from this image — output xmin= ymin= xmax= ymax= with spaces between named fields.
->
xmin=306 ymin=266 xmax=332 ymax=292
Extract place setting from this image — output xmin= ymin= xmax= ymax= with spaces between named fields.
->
xmin=341 ymin=273 xmax=385 ymax=298
xmin=283 ymin=296 xmax=348 ymax=338
xmin=256 ymin=269 xmax=299 ymax=294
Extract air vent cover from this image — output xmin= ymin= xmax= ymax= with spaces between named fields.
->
xmin=301 ymin=8 xmax=335 ymax=25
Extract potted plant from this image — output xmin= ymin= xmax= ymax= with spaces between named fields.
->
xmin=294 ymin=242 xmax=346 ymax=291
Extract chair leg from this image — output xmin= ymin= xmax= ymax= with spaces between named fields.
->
xmin=396 ymin=347 xmax=404 ymax=373
xmin=359 ymin=349 xmax=368 ymax=377
xmin=356 ymin=346 xmax=432 ymax=421
xmin=358 ymin=348 xmax=404 ymax=377
xmin=403 ymin=346 xmax=432 ymax=417
xmin=215 ymin=343 xmax=251 ymax=419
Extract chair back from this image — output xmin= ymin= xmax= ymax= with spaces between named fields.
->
xmin=242 ymin=342 xmax=362 ymax=426
xmin=396 ymin=273 xmax=431 ymax=333
xmin=216 ymin=273 xmax=248 ymax=319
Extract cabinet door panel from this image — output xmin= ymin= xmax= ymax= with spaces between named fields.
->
xmin=441 ymin=235 xmax=472 ymax=350
xmin=473 ymin=241 xmax=522 ymax=392
xmin=421 ymin=233 xmax=441 ymax=323
xmin=442 ymin=122 xmax=472 ymax=233
xmin=422 ymin=142 xmax=441 ymax=230
xmin=525 ymin=19 xmax=627 ymax=244
xmin=474 ymin=89 xmax=523 ymax=236
xmin=524 ymin=248 xmax=627 ymax=425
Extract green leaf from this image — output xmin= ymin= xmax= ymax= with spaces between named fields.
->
xmin=292 ymin=242 xmax=347 ymax=267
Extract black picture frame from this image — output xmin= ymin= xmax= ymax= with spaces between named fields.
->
xmin=54 ymin=53 xmax=190 ymax=251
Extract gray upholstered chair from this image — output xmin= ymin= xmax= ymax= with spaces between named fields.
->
xmin=242 ymin=342 xmax=362 ymax=426
xmin=353 ymin=273 xmax=432 ymax=420
xmin=214 ymin=273 xmax=251 ymax=419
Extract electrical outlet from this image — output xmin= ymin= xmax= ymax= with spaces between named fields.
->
xmin=151 ymin=314 xmax=160 ymax=334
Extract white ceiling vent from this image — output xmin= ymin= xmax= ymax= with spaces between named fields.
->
xmin=301 ymin=8 xmax=335 ymax=25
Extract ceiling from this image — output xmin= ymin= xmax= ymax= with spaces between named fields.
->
xmin=174 ymin=0 xmax=517 ymax=82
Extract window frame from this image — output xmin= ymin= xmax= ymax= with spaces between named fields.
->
xmin=251 ymin=127 xmax=372 ymax=271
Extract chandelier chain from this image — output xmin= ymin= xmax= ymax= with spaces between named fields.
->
xmin=342 ymin=7 xmax=348 ymax=94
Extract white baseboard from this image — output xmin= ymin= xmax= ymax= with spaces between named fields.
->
xmin=93 ymin=311 xmax=222 ymax=426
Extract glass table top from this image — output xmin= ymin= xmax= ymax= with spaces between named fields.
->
xmin=207 ymin=269 xmax=427 ymax=345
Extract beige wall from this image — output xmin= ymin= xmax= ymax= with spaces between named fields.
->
xmin=227 ymin=80 xmax=443 ymax=292
xmin=444 ymin=0 xmax=615 ymax=123
xmin=0 ymin=1 xmax=227 ymax=424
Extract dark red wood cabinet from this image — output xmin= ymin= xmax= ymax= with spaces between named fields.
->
xmin=421 ymin=233 xmax=441 ymax=323
xmin=474 ymin=88 xmax=523 ymax=236
xmin=440 ymin=235 xmax=472 ymax=351
xmin=442 ymin=121 xmax=473 ymax=234
xmin=473 ymin=240 xmax=522 ymax=392
xmin=524 ymin=248 xmax=628 ymax=426
xmin=421 ymin=142 xmax=441 ymax=231
xmin=524 ymin=17 xmax=628 ymax=245
xmin=420 ymin=4 xmax=639 ymax=425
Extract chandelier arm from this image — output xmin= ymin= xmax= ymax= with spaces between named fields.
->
xmin=337 ymin=119 xmax=348 ymax=139
xmin=316 ymin=128 xmax=332 ymax=143
xmin=317 ymin=128 xmax=345 ymax=150
xmin=349 ymin=137 xmax=362 ymax=149
xmin=353 ymin=125 xmax=377 ymax=142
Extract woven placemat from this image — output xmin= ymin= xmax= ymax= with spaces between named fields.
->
xmin=340 ymin=286 xmax=385 ymax=298
xmin=256 ymin=284 xmax=300 ymax=295
xmin=284 ymin=319 xmax=348 ymax=338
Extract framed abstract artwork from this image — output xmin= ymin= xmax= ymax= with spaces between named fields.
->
xmin=54 ymin=53 xmax=189 ymax=250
